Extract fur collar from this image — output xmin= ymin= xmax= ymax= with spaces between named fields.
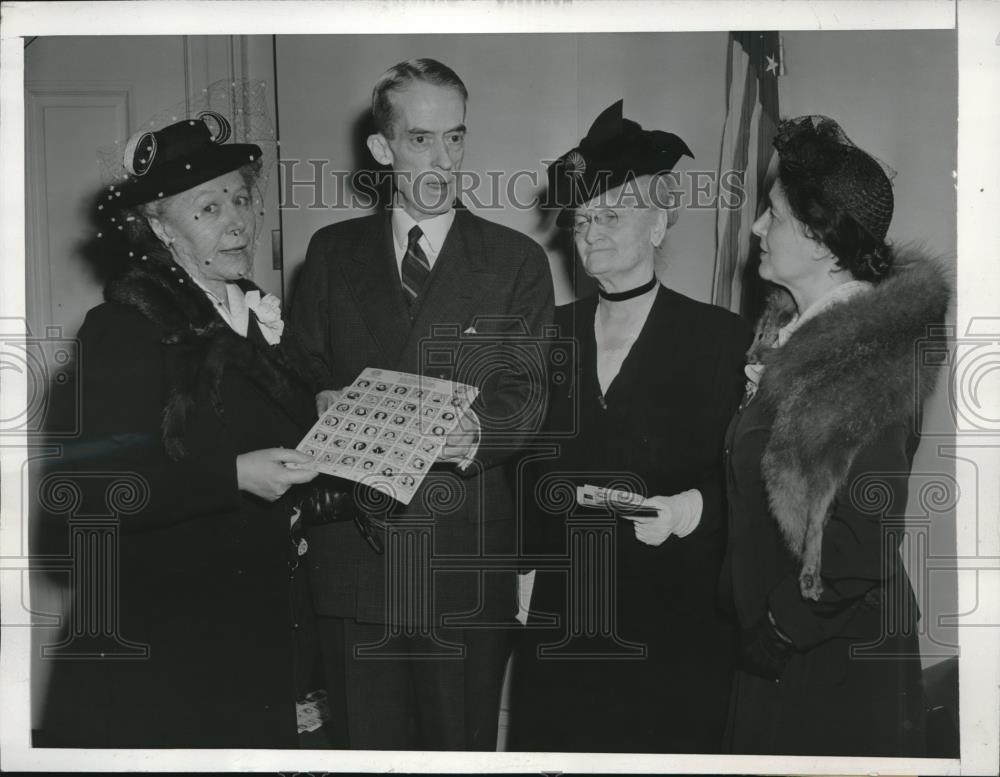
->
xmin=105 ymin=259 xmax=312 ymax=460
xmin=754 ymin=248 xmax=952 ymax=600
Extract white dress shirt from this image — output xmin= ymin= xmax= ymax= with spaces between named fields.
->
xmin=390 ymin=207 xmax=456 ymax=280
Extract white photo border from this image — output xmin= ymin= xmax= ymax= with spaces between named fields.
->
xmin=2 ymin=1 xmax=996 ymax=774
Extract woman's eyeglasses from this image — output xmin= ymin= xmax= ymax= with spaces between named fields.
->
xmin=571 ymin=209 xmax=620 ymax=234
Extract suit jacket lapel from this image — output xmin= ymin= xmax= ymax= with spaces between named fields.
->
xmin=399 ymin=210 xmax=497 ymax=371
xmin=342 ymin=211 xmax=412 ymax=364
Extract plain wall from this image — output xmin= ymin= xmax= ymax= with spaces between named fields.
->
xmin=778 ymin=30 xmax=957 ymax=259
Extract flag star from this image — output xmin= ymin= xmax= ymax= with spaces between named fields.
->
xmin=765 ymin=54 xmax=778 ymax=75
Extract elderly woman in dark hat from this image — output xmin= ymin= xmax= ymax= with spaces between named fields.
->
xmin=721 ymin=115 xmax=950 ymax=756
xmin=509 ymin=101 xmax=751 ymax=753
xmin=39 ymin=113 xmax=324 ymax=748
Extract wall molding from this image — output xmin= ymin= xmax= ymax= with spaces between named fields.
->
xmin=183 ymin=35 xmax=249 ymax=112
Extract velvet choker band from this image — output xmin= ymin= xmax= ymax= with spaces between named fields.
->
xmin=597 ymin=276 xmax=658 ymax=301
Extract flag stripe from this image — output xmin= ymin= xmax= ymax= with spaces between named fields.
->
xmin=732 ymin=98 xmax=762 ymax=306
xmin=712 ymin=37 xmax=749 ymax=310
xmin=715 ymin=48 xmax=755 ymax=311
xmin=712 ymin=31 xmax=781 ymax=316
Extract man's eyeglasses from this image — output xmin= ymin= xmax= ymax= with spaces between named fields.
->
xmin=571 ymin=209 xmax=620 ymax=234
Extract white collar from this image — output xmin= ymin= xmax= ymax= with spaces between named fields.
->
xmin=189 ymin=275 xmax=249 ymax=335
xmin=776 ymin=280 xmax=873 ymax=347
xmin=188 ymin=274 xmax=284 ymax=345
xmin=391 ymin=205 xmax=456 ymax=259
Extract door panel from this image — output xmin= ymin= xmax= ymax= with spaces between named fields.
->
xmin=25 ymin=84 xmax=133 ymax=338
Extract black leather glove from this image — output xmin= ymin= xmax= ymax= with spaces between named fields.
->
xmin=294 ymin=478 xmax=384 ymax=554
xmin=296 ymin=479 xmax=356 ymax=526
xmin=741 ymin=613 xmax=795 ymax=681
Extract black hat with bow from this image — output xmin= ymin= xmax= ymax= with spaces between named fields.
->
xmin=116 ymin=111 xmax=262 ymax=207
xmin=546 ymin=100 xmax=693 ymax=226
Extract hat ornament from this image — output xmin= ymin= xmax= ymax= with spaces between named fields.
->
xmin=123 ymin=131 xmax=158 ymax=177
xmin=564 ymin=150 xmax=587 ymax=178
xmin=197 ymin=110 xmax=232 ymax=144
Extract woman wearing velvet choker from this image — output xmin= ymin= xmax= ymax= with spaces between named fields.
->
xmin=722 ymin=115 xmax=950 ymax=756
xmin=39 ymin=111 xmax=326 ymax=748
xmin=509 ymin=101 xmax=751 ymax=753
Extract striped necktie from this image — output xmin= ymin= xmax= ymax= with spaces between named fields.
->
xmin=401 ymin=225 xmax=431 ymax=309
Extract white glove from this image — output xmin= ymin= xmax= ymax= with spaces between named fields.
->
xmin=620 ymin=489 xmax=703 ymax=546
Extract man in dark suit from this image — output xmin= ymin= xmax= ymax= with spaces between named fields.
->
xmin=288 ymin=58 xmax=554 ymax=750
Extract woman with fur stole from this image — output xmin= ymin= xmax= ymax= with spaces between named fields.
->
xmin=39 ymin=114 xmax=324 ymax=748
xmin=722 ymin=115 xmax=950 ymax=756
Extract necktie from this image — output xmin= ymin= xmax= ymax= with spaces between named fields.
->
xmin=401 ymin=225 xmax=431 ymax=309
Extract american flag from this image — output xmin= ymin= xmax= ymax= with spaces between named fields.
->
xmin=712 ymin=31 xmax=782 ymax=316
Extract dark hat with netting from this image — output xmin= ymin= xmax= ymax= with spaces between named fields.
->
xmin=112 ymin=113 xmax=262 ymax=208
xmin=97 ymin=79 xmax=276 ymax=209
xmin=773 ymin=115 xmax=894 ymax=243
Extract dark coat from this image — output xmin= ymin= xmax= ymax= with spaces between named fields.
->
xmin=509 ymin=286 xmax=751 ymax=753
xmin=38 ymin=259 xmax=317 ymax=748
xmin=721 ymin=256 xmax=951 ymax=756
xmin=288 ymin=207 xmax=554 ymax=625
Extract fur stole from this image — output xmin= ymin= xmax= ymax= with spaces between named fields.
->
xmin=105 ymin=259 xmax=312 ymax=460
xmin=753 ymin=248 xmax=952 ymax=600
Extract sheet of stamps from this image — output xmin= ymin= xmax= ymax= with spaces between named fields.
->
xmin=296 ymin=367 xmax=479 ymax=505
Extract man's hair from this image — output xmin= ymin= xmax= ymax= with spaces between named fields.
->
xmin=371 ymin=58 xmax=468 ymax=138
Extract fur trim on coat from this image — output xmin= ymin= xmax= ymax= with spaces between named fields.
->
xmin=105 ymin=259 xmax=311 ymax=460
xmin=753 ymin=248 xmax=952 ymax=600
